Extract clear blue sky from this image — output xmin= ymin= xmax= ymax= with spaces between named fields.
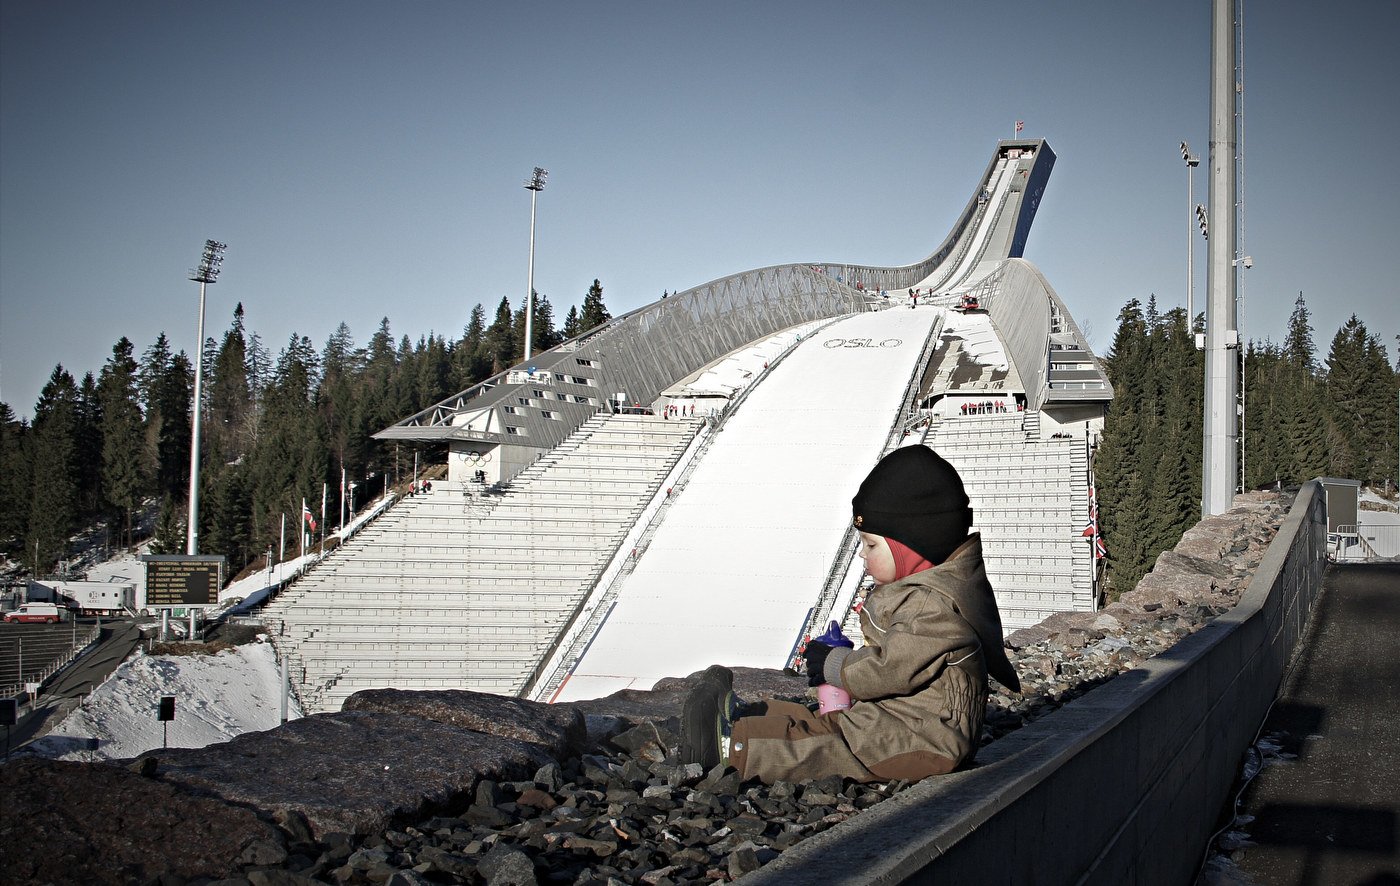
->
xmin=2 ymin=1 xmax=1396 ymax=420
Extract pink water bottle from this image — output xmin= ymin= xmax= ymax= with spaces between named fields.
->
xmin=813 ymin=621 xmax=855 ymax=714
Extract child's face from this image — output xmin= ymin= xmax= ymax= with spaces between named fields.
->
xmin=858 ymin=532 xmax=897 ymax=584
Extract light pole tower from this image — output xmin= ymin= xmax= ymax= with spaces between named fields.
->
xmin=187 ymin=239 xmax=226 ymax=554
xmin=1180 ymin=141 xmax=1200 ymax=326
xmin=1202 ymin=0 xmax=1239 ymax=516
xmin=523 ymin=167 xmax=548 ymax=364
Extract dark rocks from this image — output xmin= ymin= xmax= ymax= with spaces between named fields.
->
xmin=344 ymin=688 xmax=589 ymax=760
xmin=137 ymin=709 xmax=555 ymax=839
xmin=0 ymin=756 xmax=287 ymax=885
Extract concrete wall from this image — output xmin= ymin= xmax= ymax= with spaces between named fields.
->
xmin=744 ymin=482 xmax=1329 ymax=886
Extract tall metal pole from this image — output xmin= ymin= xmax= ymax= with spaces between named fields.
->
xmin=1181 ymin=142 xmax=1200 ymax=326
xmin=186 ymin=240 xmax=226 ymax=554
xmin=1202 ymin=0 xmax=1239 ymax=516
xmin=523 ymin=167 xmax=547 ymax=364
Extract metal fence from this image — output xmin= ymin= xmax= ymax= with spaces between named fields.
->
xmin=0 ymin=621 xmax=102 ymax=701
xmin=1331 ymin=521 xmax=1400 ymax=561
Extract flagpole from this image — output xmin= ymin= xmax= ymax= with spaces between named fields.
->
xmin=320 ymin=484 xmax=327 ymax=554
xmin=299 ymin=498 xmax=306 ymax=559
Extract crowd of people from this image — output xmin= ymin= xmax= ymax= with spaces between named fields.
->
xmin=959 ymin=400 xmax=1018 ymax=415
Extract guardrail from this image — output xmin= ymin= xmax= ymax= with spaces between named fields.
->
xmin=1331 ymin=521 xmax=1399 ymax=561
xmin=1 ymin=621 xmax=102 ymax=702
xmin=745 ymin=481 xmax=1330 ymax=885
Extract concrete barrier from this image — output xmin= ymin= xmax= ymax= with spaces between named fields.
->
xmin=745 ymin=482 xmax=1328 ymax=885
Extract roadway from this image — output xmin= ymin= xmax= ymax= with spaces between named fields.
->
xmin=1228 ymin=561 xmax=1400 ymax=884
xmin=1 ymin=618 xmax=145 ymax=754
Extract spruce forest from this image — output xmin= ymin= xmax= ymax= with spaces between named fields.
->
xmin=0 ymin=281 xmax=613 ymax=579
xmin=0 ymin=289 xmax=1394 ymax=595
xmin=1095 ymin=294 xmax=1398 ymax=596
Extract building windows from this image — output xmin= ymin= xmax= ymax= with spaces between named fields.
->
xmin=505 ymin=426 xmax=525 ymax=436
xmin=503 ymin=406 xmax=518 ymax=414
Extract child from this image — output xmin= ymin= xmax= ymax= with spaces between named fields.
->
xmin=679 ymin=445 xmax=1021 ymax=783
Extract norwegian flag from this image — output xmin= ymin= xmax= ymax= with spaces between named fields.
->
xmin=1083 ymin=483 xmax=1106 ymax=560
xmin=1015 ymin=120 xmax=1024 ymax=134
xmin=302 ymin=500 xmax=317 ymax=532
xmin=1082 ymin=483 xmax=1098 ymax=538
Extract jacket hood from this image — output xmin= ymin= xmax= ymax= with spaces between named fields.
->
xmin=903 ymin=534 xmax=1021 ymax=692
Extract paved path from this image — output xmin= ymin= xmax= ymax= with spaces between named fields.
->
xmin=4 ymin=619 xmax=144 ymax=754
xmin=1231 ymin=561 xmax=1400 ymax=885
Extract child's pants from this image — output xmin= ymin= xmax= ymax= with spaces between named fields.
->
xmin=728 ymin=699 xmax=877 ymax=784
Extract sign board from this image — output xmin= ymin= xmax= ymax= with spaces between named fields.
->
xmin=141 ymin=555 xmax=225 ymax=607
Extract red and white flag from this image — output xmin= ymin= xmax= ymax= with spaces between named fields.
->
xmin=302 ymin=500 xmax=317 ymax=532
xmin=1083 ymin=483 xmax=1106 ymax=560
xmin=1015 ymin=120 xmax=1024 ymax=134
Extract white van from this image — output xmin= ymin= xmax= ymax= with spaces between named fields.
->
xmin=3 ymin=602 xmax=65 ymax=624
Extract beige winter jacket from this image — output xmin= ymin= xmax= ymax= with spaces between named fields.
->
xmin=825 ymin=533 xmax=1021 ymax=779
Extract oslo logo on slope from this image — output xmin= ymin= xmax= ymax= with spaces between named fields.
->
xmin=822 ymin=338 xmax=903 ymax=349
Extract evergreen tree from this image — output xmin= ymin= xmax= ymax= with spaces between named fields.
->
xmin=453 ymin=304 xmax=492 ymax=388
xmin=153 ymin=351 xmax=193 ymax=500
xmin=246 ymin=334 xmax=328 ymax=562
xmin=562 ymin=305 xmax=582 ymax=340
xmin=1243 ymin=341 xmax=1285 ymax=488
xmin=147 ymin=495 xmax=186 ymax=555
xmin=1324 ymin=316 xmax=1371 ymax=480
xmin=74 ymin=371 xmax=104 ymax=518
xmin=512 ymin=292 xmax=561 ymax=359
xmin=97 ymin=337 xmax=146 ymax=548
xmin=1093 ymin=299 xmax=1205 ymax=596
xmin=484 ymin=297 xmax=516 ymax=373
xmin=208 ymin=303 xmax=253 ymax=463
xmin=413 ymin=334 xmax=451 ymax=409
xmin=580 ymin=279 xmax=611 ymax=331
xmin=1283 ymin=293 xmax=1315 ymax=375
xmin=28 ymin=367 xmax=80 ymax=572
xmin=0 ymin=403 xmax=30 ymax=544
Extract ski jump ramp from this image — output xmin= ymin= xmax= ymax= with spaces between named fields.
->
xmin=336 ymin=138 xmax=1113 ymax=708
xmin=555 ymin=307 xmax=941 ymax=701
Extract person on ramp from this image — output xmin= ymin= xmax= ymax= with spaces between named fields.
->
xmin=678 ymin=445 xmax=1021 ymax=784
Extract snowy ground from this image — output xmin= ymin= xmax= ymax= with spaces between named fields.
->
xmin=25 ymin=636 xmax=300 ymax=762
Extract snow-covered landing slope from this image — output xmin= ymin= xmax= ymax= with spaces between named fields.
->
xmin=555 ymin=307 xmax=941 ymax=701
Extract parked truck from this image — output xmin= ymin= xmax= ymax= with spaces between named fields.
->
xmin=28 ymin=580 xmax=136 ymax=617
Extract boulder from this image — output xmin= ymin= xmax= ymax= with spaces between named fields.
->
xmin=343 ymin=687 xmax=588 ymax=758
xmin=136 ymin=709 xmax=553 ymax=839
xmin=0 ymin=756 xmax=286 ymax=885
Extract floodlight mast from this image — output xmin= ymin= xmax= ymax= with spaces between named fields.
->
xmin=524 ymin=167 xmax=547 ymax=364
xmin=1202 ymin=0 xmax=1240 ymax=517
xmin=187 ymin=239 xmax=226 ymax=555
xmin=1180 ymin=141 xmax=1200 ymax=325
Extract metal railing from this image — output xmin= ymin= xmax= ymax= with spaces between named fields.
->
xmin=1 ymin=621 xmax=102 ymax=701
xmin=1331 ymin=522 xmax=1400 ymax=561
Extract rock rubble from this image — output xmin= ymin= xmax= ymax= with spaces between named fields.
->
xmin=0 ymin=491 xmax=1289 ymax=885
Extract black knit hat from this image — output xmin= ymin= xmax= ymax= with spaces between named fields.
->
xmin=852 ymin=446 xmax=972 ymax=565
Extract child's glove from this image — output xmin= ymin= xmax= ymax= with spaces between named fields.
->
xmin=804 ymin=641 xmax=832 ymax=686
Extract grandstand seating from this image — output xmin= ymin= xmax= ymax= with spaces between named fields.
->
xmin=930 ymin=410 xmax=1095 ymax=630
xmin=260 ymin=412 xmax=702 ymax=712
